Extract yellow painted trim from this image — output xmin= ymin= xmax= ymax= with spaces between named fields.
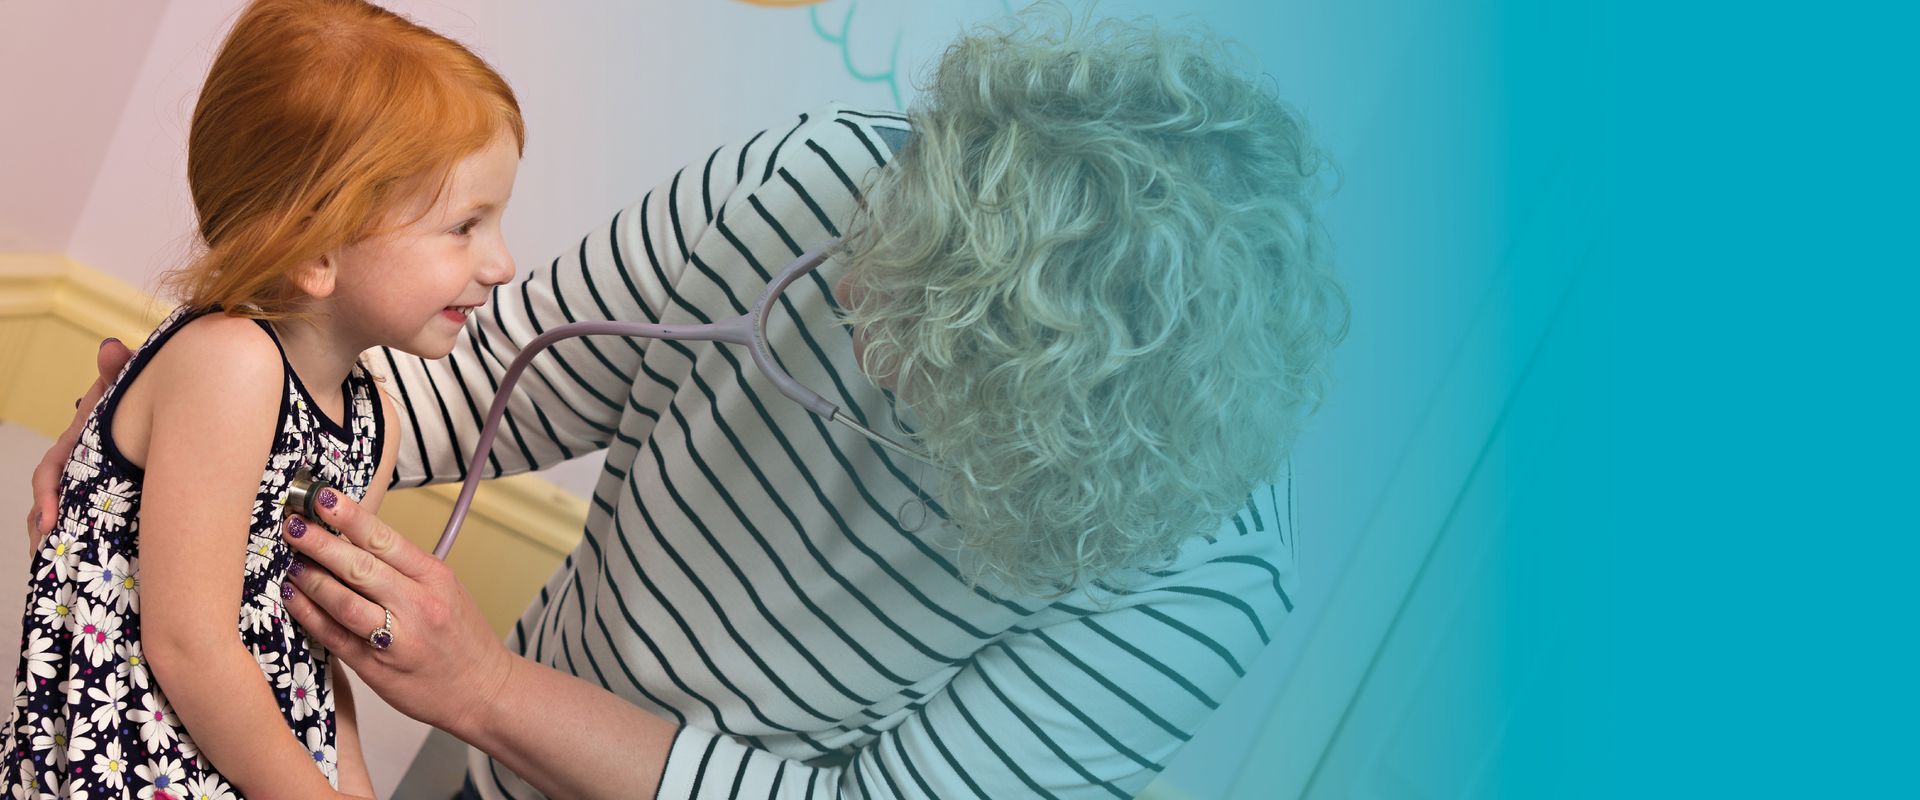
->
xmin=0 ymin=252 xmax=169 ymax=331
xmin=0 ymin=253 xmax=586 ymax=634
xmin=432 ymin=471 xmax=590 ymax=557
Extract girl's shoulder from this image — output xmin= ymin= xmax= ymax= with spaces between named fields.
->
xmin=139 ymin=312 xmax=286 ymax=392
xmin=106 ymin=311 xmax=288 ymax=472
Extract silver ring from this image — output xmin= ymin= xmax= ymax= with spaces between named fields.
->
xmin=369 ymin=607 xmax=394 ymax=650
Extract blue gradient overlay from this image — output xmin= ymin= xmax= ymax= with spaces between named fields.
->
xmin=1144 ymin=0 xmax=1623 ymax=797
xmin=450 ymin=0 xmax=1901 ymax=796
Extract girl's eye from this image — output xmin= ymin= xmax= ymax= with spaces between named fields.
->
xmin=453 ymin=218 xmax=480 ymax=236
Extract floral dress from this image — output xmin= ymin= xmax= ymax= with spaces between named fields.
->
xmin=4 ymin=306 xmax=385 ymax=799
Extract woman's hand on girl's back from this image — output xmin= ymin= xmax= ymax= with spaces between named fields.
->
xmin=26 ymin=338 xmax=132 ymax=552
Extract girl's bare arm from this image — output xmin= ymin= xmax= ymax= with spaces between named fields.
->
xmin=134 ymin=316 xmax=344 ymax=799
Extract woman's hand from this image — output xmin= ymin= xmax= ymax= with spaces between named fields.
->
xmin=285 ymin=491 xmax=677 ymax=799
xmin=26 ymin=338 xmax=132 ymax=551
xmin=281 ymin=488 xmax=516 ymax=737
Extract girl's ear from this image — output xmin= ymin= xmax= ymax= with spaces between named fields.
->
xmin=292 ymin=254 xmax=336 ymax=299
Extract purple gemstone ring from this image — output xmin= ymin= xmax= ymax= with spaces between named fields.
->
xmin=369 ymin=607 xmax=395 ymax=650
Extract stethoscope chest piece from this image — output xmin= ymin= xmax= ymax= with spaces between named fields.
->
xmin=285 ymin=466 xmax=336 ymax=523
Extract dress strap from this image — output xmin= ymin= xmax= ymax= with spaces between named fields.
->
xmin=250 ymin=317 xmax=354 ymax=441
xmin=249 ymin=317 xmax=293 ymax=364
xmin=345 ymin=358 xmax=387 ymax=480
xmin=90 ymin=305 xmax=227 ymax=478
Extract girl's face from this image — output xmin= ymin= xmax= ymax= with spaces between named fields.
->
xmin=328 ymin=131 xmax=520 ymax=358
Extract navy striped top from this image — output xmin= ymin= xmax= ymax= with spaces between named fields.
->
xmin=375 ymin=105 xmax=1299 ymax=800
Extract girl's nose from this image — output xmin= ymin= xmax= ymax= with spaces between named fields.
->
xmin=480 ymin=248 xmax=515 ymax=287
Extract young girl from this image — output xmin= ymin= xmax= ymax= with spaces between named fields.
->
xmin=4 ymin=1 xmax=523 ymax=797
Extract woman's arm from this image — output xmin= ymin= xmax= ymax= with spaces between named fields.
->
xmin=448 ymin=651 xmax=677 ymax=797
xmin=281 ymin=487 xmax=1292 ymax=799
xmin=134 ymin=316 xmax=341 ymax=798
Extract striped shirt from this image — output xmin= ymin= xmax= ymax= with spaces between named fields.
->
xmin=376 ymin=104 xmax=1299 ymax=799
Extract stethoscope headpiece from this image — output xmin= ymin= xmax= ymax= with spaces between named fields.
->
xmin=284 ymin=466 xmax=336 ymax=522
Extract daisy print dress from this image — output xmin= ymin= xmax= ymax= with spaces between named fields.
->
xmin=4 ymin=306 xmax=384 ymax=798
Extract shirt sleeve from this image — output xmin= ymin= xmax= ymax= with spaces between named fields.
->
xmin=653 ymin=543 xmax=1296 ymax=800
xmin=377 ymin=118 xmax=810 ymax=489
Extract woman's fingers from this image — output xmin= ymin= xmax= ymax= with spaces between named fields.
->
xmin=283 ymin=544 xmax=389 ymax=643
xmin=28 ymin=339 xmax=131 ymax=545
xmin=283 ymin=576 xmax=371 ymax=657
xmin=304 ymin=486 xmax=442 ymax=580
xmin=283 ymin=511 xmax=404 ymax=602
xmin=279 ymin=500 xmax=511 ymax=732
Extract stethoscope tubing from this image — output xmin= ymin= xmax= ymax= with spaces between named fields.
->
xmin=283 ymin=241 xmax=930 ymax=560
xmin=430 ymin=241 xmax=928 ymax=560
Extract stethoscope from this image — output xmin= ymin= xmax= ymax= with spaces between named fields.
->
xmin=284 ymin=241 xmax=933 ymax=559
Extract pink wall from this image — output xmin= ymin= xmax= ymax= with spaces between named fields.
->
xmin=0 ymin=0 xmax=173 ymax=258
xmin=3 ymin=1 xmax=911 ymax=294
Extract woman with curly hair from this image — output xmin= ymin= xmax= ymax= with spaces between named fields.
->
xmin=31 ymin=6 xmax=1343 ymax=798
xmin=840 ymin=14 xmax=1342 ymax=596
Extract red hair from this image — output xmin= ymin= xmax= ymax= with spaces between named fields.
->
xmin=168 ymin=0 xmax=524 ymax=317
